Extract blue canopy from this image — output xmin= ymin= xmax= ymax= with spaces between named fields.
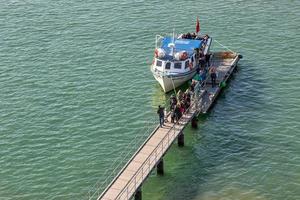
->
xmin=161 ymin=37 xmax=203 ymax=55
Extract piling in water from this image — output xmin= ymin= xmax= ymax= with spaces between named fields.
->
xmin=178 ymin=131 xmax=184 ymax=147
xmin=134 ymin=187 xmax=142 ymax=200
xmin=157 ymin=158 xmax=164 ymax=175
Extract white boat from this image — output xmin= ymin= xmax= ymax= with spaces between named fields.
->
xmin=151 ymin=33 xmax=212 ymax=92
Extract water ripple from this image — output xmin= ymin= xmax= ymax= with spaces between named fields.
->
xmin=1 ymin=0 xmax=300 ymax=199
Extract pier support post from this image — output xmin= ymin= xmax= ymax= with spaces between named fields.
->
xmin=134 ymin=187 xmax=142 ymax=200
xmin=157 ymin=158 xmax=164 ymax=175
xmin=178 ymin=131 xmax=184 ymax=147
xmin=191 ymin=116 xmax=198 ymax=129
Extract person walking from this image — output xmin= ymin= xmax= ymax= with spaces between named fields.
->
xmin=157 ymin=105 xmax=165 ymax=127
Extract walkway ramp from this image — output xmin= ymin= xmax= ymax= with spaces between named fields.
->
xmin=99 ymin=113 xmax=194 ymax=200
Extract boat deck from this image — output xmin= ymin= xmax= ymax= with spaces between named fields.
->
xmin=198 ymin=53 xmax=239 ymax=113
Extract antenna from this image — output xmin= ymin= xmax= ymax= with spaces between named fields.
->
xmin=172 ymin=28 xmax=175 ymax=44
xmin=168 ymin=28 xmax=176 ymax=57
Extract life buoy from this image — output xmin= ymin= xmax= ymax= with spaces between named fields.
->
xmin=154 ymin=49 xmax=158 ymax=58
xmin=182 ymin=52 xmax=188 ymax=60
xmin=179 ymin=51 xmax=188 ymax=60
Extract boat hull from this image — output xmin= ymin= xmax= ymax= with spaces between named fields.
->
xmin=152 ymin=69 xmax=197 ymax=92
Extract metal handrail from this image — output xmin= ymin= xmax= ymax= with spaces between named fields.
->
xmin=87 ymin=120 xmax=156 ymax=200
xmin=115 ymin=124 xmax=177 ymax=199
xmin=115 ymin=93 xmax=201 ymax=200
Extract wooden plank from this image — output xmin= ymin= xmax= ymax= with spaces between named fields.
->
xmin=110 ymin=179 xmax=128 ymax=190
xmin=133 ymin=152 xmax=149 ymax=163
xmin=139 ymin=144 xmax=156 ymax=155
xmin=102 ymin=188 xmax=120 ymax=199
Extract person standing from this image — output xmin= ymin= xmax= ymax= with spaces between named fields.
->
xmin=199 ymin=53 xmax=205 ymax=69
xmin=157 ymin=105 xmax=165 ymax=127
xmin=210 ymin=66 xmax=217 ymax=87
xmin=171 ymin=109 xmax=175 ymax=123
xmin=170 ymin=94 xmax=177 ymax=110
xmin=200 ymin=68 xmax=207 ymax=83
xmin=205 ymin=53 xmax=211 ymax=67
xmin=177 ymin=90 xmax=183 ymax=102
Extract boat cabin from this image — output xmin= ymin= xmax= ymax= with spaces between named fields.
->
xmin=152 ymin=35 xmax=210 ymax=74
xmin=154 ymin=54 xmax=196 ymax=72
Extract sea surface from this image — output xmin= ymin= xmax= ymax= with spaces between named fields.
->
xmin=1 ymin=0 xmax=300 ymax=199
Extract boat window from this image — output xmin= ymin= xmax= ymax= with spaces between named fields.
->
xmin=174 ymin=62 xmax=182 ymax=69
xmin=156 ymin=60 xmax=162 ymax=67
xmin=191 ymin=56 xmax=194 ymax=63
xmin=185 ymin=61 xmax=189 ymax=69
xmin=165 ymin=62 xmax=171 ymax=69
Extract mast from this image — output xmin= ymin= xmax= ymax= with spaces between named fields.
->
xmin=169 ymin=28 xmax=175 ymax=57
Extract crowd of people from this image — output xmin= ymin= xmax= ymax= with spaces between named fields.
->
xmin=157 ymin=86 xmax=195 ymax=127
xmin=169 ymin=89 xmax=193 ymax=124
xmin=181 ymin=32 xmax=210 ymax=41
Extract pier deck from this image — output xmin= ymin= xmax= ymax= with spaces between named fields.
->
xmin=96 ymin=52 xmax=241 ymax=200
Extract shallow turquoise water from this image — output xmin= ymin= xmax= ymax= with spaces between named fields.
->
xmin=0 ymin=0 xmax=300 ymax=199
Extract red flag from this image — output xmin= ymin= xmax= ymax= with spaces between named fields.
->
xmin=196 ymin=17 xmax=200 ymax=33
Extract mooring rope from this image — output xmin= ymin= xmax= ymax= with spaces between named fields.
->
xmin=170 ymin=76 xmax=177 ymax=95
xmin=213 ymin=39 xmax=236 ymax=54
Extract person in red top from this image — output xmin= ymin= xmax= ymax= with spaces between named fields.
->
xmin=179 ymin=102 xmax=185 ymax=114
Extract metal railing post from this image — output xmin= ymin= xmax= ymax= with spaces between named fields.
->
xmin=141 ymin=165 xmax=144 ymax=180
xmin=134 ymin=177 xmax=137 ymax=193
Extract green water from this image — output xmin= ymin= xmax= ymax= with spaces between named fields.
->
xmin=1 ymin=0 xmax=300 ymax=199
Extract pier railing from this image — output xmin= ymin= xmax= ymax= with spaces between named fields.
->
xmin=114 ymin=93 xmax=203 ymax=200
xmin=87 ymin=104 xmax=178 ymax=200
xmin=115 ymin=122 xmax=179 ymax=200
xmin=87 ymin=120 xmax=158 ymax=200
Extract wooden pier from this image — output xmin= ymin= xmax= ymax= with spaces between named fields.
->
xmin=94 ymin=52 xmax=241 ymax=200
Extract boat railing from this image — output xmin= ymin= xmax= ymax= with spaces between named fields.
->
xmin=155 ymin=35 xmax=164 ymax=49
